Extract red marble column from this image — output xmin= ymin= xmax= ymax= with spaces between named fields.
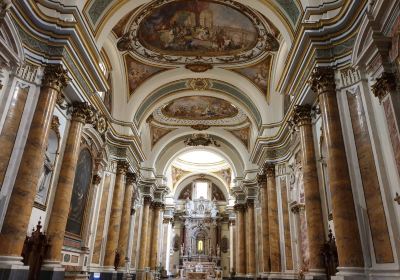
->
xmin=103 ymin=161 xmax=129 ymax=268
xmin=45 ymin=102 xmax=95 ymax=264
xmin=245 ymin=200 xmax=256 ymax=276
xmin=0 ymin=83 xmax=29 ymax=187
xmin=0 ymin=64 xmax=69 ymax=258
xmin=117 ymin=172 xmax=136 ymax=269
xmin=234 ymin=204 xmax=246 ymax=276
xmin=258 ymin=174 xmax=270 ymax=274
xmin=310 ymin=67 xmax=364 ymax=268
xmin=266 ymin=164 xmax=281 ymax=273
xmin=291 ymin=105 xmax=326 ymax=272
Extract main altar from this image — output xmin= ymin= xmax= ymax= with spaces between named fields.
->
xmin=177 ymin=198 xmax=223 ymax=279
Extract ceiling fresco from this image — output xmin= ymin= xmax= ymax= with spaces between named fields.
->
xmin=161 ymin=96 xmax=238 ymax=120
xmin=149 ymin=122 xmax=176 ymax=148
xmin=124 ymin=54 xmax=169 ymax=97
xmin=116 ymin=0 xmax=279 ymax=66
xmin=137 ymin=1 xmax=258 ymax=56
xmin=232 ymin=55 xmax=272 ymax=99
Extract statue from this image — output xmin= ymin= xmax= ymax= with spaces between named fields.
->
xmin=180 ymin=244 xmax=184 ymax=255
xmin=216 ymin=244 xmax=220 ymax=256
xmin=185 ymin=197 xmax=192 ymax=215
xmin=211 ymin=199 xmax=218 ymax=218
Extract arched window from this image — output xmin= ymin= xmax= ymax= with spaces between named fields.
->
xmin=66 ymin=148 xmax=93 ymax=236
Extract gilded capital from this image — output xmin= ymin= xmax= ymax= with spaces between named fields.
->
xmin=143 ymin=196 xmax=152 ymax=204
xmin=257 ymin=174 xmax=267 ymax=186
xmin=92 ymin=174 xmax=102 ymax=185
xmin=126 ymin=172 xmax=137 ymax=185
xmin=116 ymin=160 xmax=130 ymax=174
xmin=42 ymin=64 xmax=70 ymax=92
xmin=371 ymin=72 xmax=396 ymax=103
xmin=246 ymin=199 xmax=255 ymax=207
xmin=234 ymin=204 xmax=245 ymax=211
xmin=309 ymin=67 xmax=336 ymax=95
xmin=71 ymin=102 xmax=96 ymax=124
xmin=265 ymin=163 xmax=275 ymax=178
xmin=152 ymin=201 xmax=165 ymax=209
xmin=291 ymin=104 xmax=313 ymax=127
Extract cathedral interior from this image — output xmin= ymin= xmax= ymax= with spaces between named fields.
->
xmin=0 ymin=0 xmax=400 ymax=280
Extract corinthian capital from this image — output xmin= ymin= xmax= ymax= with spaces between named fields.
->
xmin=371 ymin=72 xmax=396 ymax=103
xmin=291 ymin=104 xmax=313 ymax=127
xmin=117 ymin=160 xmax=130 ymax=175
xmin=264 ymin=163 xmax=275 ymax=178
xmin=42 ymin=64 xmax=70 ymax=92
xmin=309 ymin=67 xmax=336 ymax=95
xmin=126 ymin=172 xmax=137 ymax=185
xmin=71 ymin=102 xmax=96 ymax=124
xmin=257 ymin=174 xmax=267 ymax=186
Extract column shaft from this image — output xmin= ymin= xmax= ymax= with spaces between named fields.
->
xmin=0 ymin=65 xmax=68 ymax=257
xmin=266 ymin=165 xmax=281 ymax=272
xmin=234 ymin=205 xmax=246 ymax=276
xmin=117 ymin=173 xmax=135 ymax=268
xmin=245 ymin=201 xmax=256 ymax=276
xmin=45 ymin=103 xmax=93 ymax=262
xmin=146 ymin=206 xmax=154 ymax=267
xmin=258 ymin=175 xmax=270 ymax=273
xmin=310 ymin=67 xmax=364 ymax=267
xmin=103 ymin=161 xmax=129 ymax=267
xmin=0 ymin=84 xmax=29 ymax=186
xmin=292 ymin=105 xmax=326 ymax=270
xmin=138 ymin=198 xmax=151 ymax=270
xmin=150 ymin=204 xmax=162 ymax=269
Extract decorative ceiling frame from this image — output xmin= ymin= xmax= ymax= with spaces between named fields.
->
xmin=116 ymin=0 xmax=279 ymax=67
xmin=134 ymin=78 xmax=262 ymax=128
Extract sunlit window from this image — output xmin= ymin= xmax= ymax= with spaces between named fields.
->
xmin=195 ymin=181 xmax=208 ymax=199
xmin=197 ymin=240 xmax=203 ymax=253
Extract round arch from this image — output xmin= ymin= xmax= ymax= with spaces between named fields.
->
xmin=173 ymin=173 xmax=229 ymax=202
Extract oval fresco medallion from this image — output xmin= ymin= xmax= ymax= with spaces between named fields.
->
xmin=117 ymin=0 xmax=279 ymax=66
xmin=161 ymin=96 xmax=238 ymax=120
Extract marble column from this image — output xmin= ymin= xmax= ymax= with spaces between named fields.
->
xmin=103 ymin=161 xmax=129 ymax=268
xmin=258 ymin=174 xmax=270 ymax=274
xmin=245 ymin=200 xmax=256 ymax=277
xmin=130 ymin=207 xmax=142 ymax=269
xmin=138 ymin=197 xmax=151 ymax=271
xmin=266 ymin=164 xmax=281 ymax=273
xmin=234 ymin=204 xmax=246 ymax=277
xmin=0 ymin=64 xmax=69 ymax=260
xmin=310 ymin=67 xmax=364 ymax=269
xmin=44 ymin=102 xmax=95 ymax=265
xmin=146 ymin=205 xmax=154 ymax=267
xmin=291 ymin=105 xmax=326 ymax=274
xmin=0 ymin=83 xmax=29 ymax=187
xmin=117 ymin=172 xmax=136 ymax=270
xmin=150 ymin=203 xmax=163 ymax=270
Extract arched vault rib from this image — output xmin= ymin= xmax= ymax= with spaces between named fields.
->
xmin=145 ymin=128 xmax=252 ymax=178
xmin=173 ymin=173 xmax=230 ymax=201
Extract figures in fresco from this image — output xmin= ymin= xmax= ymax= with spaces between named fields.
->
xmin=137 ymin=1 xmax=258 ymax=55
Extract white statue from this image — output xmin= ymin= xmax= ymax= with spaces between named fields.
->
xmin=211 ymin=199 xmax=218 ymax=218
xmin=185 ymin=197 xmax=192 ymax=215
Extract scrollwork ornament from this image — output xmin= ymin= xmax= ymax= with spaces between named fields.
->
xmin=94 ymin=114 xmax=108 ymax=135
xmin=42 ymin=64 xmax=70 ymax=92
xmin=371 ymin=72 xmax=397 ymax=103
xmin=309 ymin=67 xmax=336 ymax=95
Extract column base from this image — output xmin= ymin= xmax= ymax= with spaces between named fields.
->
xmin=304 ymin=269 xmax=327 ymax=280
xmin=0 ymin=256 xmax=29 ymax=280
xmin=267 ymin=272 xmax=299 ymax=279
xmin=39 ymin=266 xmax=65 ymax=280
xmin=331 ymin=267 xmax=366 ymax=280
xmin=367 ymin=268 xmax=400 ymax=280
xmin=235 ymin=276 xmax=249 ymax=280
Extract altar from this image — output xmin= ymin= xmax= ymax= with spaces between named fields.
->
xmin=187 ymin=272 xmax=207 ymax=280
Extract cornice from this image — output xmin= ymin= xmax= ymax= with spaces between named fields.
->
xmin=277 ymin=0 xmax=367 ymax=95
